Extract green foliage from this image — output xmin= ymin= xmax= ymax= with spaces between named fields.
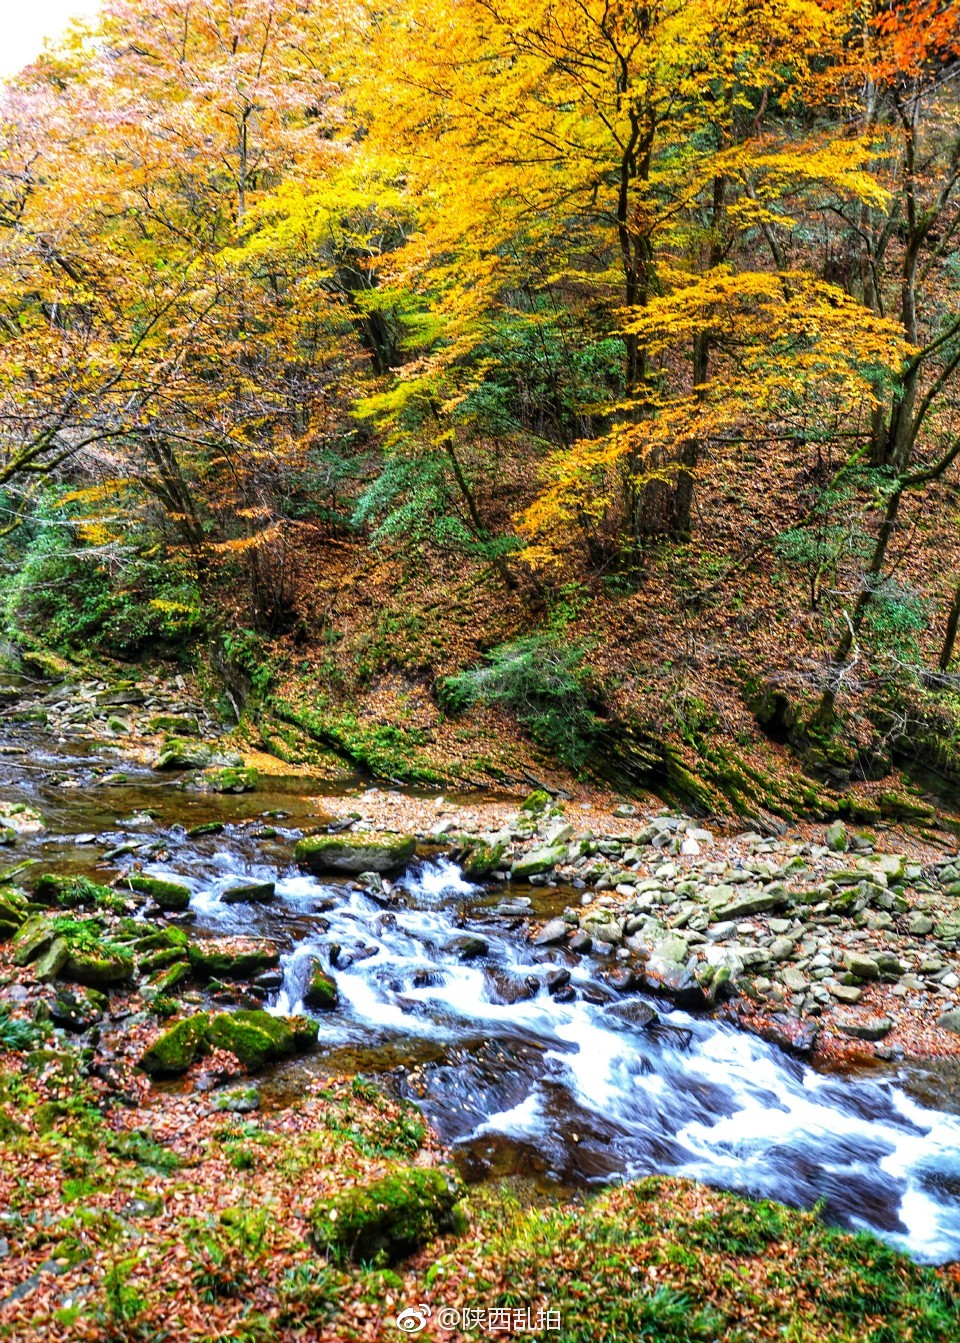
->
xmin=862 ymin=577 xmax=928 ymax=660
xmin=0 ymin=491 xmax=201 ymax=657
xmin=440 ymin=633 xmax=602 ymax=768
xmin=0 ymin=1002 xmax=46 ymax=1052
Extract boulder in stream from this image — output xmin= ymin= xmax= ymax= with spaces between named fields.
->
xmin=304 ymin=961 xmax=339 ymax=1009
xmin=220 ymin=880 xmax=276 ymax=905
xmin=295 ymin=832 xmax=417 ymax=876
xmin=122 ymin=873 xmax=192 ymax=911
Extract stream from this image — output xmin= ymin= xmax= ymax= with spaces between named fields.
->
xmin=6 ymin=734 xmax=960 ymax=1264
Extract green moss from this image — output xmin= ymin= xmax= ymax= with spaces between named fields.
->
xmin=294 ymin=832 xmax=417 ymax=875
xmin=33 ymin=874 xmax=117 ymax=910
xmin=304 ymin=962 xmax=338 ymax=1010
xmin=201 ymin=766 xmax=259 ymax=793
xmin=139 ymin=1014 xmax=210 ymax=1077
xmin=121 ymin=874 xmax=192 ymax=911
xmin=206 ymin=1009 xmax=297 ymax=1071
xmin=311 ymin=1166 xmax=466 ymax=1264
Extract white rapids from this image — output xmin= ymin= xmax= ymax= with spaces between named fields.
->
xmin=151 ymin=849 xmax=960 ymax=1263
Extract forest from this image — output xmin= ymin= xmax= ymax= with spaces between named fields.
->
xmin=1 ymin=3 xmax=960 ymax=1342
xmin=0 ymin=0 xmax=957 ymax=811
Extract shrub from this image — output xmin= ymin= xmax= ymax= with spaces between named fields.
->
xmin=440 ymin=633 xmax=602 ymax=768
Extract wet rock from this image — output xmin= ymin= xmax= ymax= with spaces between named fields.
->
xmin=253 ymin=969 xmax=284 ymax=991
xmin=835 ymin=1013 xmax=894 ymax=1042
xmin=295 ymin=833 xmax=417 ymax=876
xmin=446 ymin=934 xmax=488 ymax=962
xmin=511 ymin=843 xmax=568 ymax=880
xmin=201 ymin=766 xmax=259 ymax=794
xmin=187 ymin=938 xmax=280 ymax=980
xmin=49 ymin=989 xmax=102 ymax=1033
xmin=140 ymin=1013 xmax=211 ymax=1076
xmin=304 ymin=962 xmax=339 ymax=1009
xmin=186 ymin=822 xmax=225 ymax=838
xmin=311 ymin=1166 xmax=466 ymax=1264
xmin=122 ymin=874 xmax=191 ymax=911
xmin=759 ymin=1014 xmax=819 ymax=1054
xmin=604 ymin=965 xmax=637 ymax=992
xmin=545 ymin=967 xmax=571 ymax=993
xmin=220 ymin=881 xmax=276 ymax=906
xmin=605 ymin=999 xmax=659 ymax=1030
xmin=533 ymin=918 xmax=569 ymax=947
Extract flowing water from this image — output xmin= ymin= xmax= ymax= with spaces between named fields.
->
xmin=6 ymin=734 xmax=960 ymax=1263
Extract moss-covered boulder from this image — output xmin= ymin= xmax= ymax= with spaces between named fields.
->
xmin=207 ymin=1009 xmax=297 ymax=1071
xmin=133 ymin=926 xmax=189 ymax=955
xmin=511 ymin=843 xmax=568 ymax=880
xmin=220 ymin=880 xmax=276 ymax=905
xmin=33 ymin=936 xmax=70 ymax=983
xmin=149 ymin=960 xmax=191 ymax=994
xmin=201 ymin=766 xmax=258 ymax=793
xmin=64 ymin=944 xmax=134 ymax=987
xmin=153 ymin=740 xmax=243 ymax=771
xmin=311 ymin=1167 xmax=466 ymax=1264
xmin=12 ymin=913 xmax=58 ymax=966
xmin=187 ymin=938 xmax=280 ymax=980
xmin=21 ymin=650 xmax=76 ymax=682
xmin=0 ymin=801 xmax=45 ymax=835
xmin=148 ymin=714 xmax=200 ymax=736
xmin=456 ymin=838 xmax=507 ymax=882
xmin=0 ymin=886 xmax=28 ymax=939
xmin=295 ymin=832 xmax=417 ymax=876
xmin=304 ymin=961 xmax=338 ymax=1010
xmin=140 ymin=1014 xmax=210 ymax=1076
xmin=122 ymin=873 xmax=192 ymax=911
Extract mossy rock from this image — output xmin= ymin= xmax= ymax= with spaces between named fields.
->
xmin=148 ymin=714 xmax=200 ymax=737
xmin=206 ymin=1009 xmax=297 ymax=1071
xmin=0 ymin=827 xmax=16 ymax=847
xmin=34 ymin=936 xmax=70 ymax=983
xmin=20 ymin=650 xmax=76 ymax=682
xmin=287 ymin=1014 xmax=320 ymax=1049
xmin=456 ymin=838 xmax=507 ymax=881
xmin=0 ymin=886 xmax=28 ymax=937
xmin=154 ymin=740 xmax=243 ymax=771
xmin=304 ymin=961 xmax=338 ymax=1010
xmin=122 ymin=873 xmax=192 ymax=911
xmin=140 ymin=1013 xmax=210 ymax=1077
xmin=64 ymin=945 xmax=134 ymax=987
xmin=133 ymin=927 xmax=189 ymax=954
xmin=187 ymin=938 xmax=280 ymax=980
xmin=519 ymin=789 xmax=551 ymax=814
xmin=295 ymin=833 xmax=417 ymax=876
xmin=186 ymin=822 xmax=225 ymax=838
xmin=511 ymin=843 xmax=568 ymax=880
xmin=220 ymin=880 xmax=275 ymax=905
xmin=311 ymin=1166 xmax=466 ymax=1264
xmin=12 ymin=913 xmax=57 ymax=966
xmin=201 ymin=766 xmax=259 ymax=794
xmin=149 ymin=960 xmax=191 ymax=994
